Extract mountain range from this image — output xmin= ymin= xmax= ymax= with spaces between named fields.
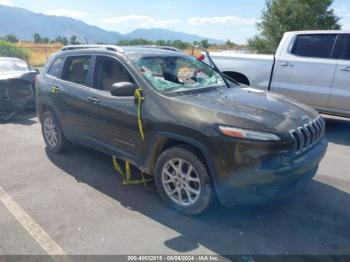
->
xmin=0 ymin=4 xmax=224 ymax=44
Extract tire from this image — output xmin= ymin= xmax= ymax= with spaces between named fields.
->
xmin=41 ymin=110 xmax=70 ymax=153
xmin=154 ymin=145 xmax=213 ymax=215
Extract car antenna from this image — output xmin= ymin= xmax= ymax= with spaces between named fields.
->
xmin=194 ymin=44 xmax=231 ymax=89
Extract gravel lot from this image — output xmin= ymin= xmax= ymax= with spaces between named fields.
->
xmin=0 ymin=111 xmax=349 ymax=257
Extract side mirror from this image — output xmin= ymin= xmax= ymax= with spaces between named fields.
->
xmin=110 ymin=82 xmax=137 ymax=97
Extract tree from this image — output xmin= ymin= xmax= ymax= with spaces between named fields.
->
xmin=171 ymin=40 xmax=190 ymax=50
xmin=5 ymin=35 xmax=19 ymax=43
xmin=54 ymin=36 xmax=69 ymax=45
xmin=225 ymin=39 xmax=236 ymax=48
xmin=0 ymin=40 xmax=29 ymax=60
xmin=42 ymin=37 xmax=50 ymax=44
xmin=155 ymin=40 xmax=167 ymax=46
xmin=33 ymin=33 xmax=42 ymax=43
xmin=248 ymin=0 xmax=341 ymax=53
xmin=200 ymin=39 xmax=210 ymax=49
xmin=69 ymin=35 xmax=80 ymax=45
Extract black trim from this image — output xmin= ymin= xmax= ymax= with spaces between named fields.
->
xmin=144 ymin=132 xmax=219 ymax=184
xmin=268 ymin=56 xmax=276 ymax=91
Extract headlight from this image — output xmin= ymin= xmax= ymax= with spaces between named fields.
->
xmin=218 ymin=125 xmax=281 ymax=141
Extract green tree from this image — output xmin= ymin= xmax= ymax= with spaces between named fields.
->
xmin=33 ymin=33 xmax=42 ymax=43
xmin=155 ymin=40 xmax=167 ymax=46
xmin=69 ymin=35 xmax=80 ymax=45
xmin=225 ymin=39 xmax=236 ymax=48
xmin=171 ymin=40 xmax=190 ymax=50
xmin=248 ymin=0 xmax=341 ymax=53
xmin=117 ymin=38 xmax=154 ymax=46
xmin=54 ymin=36 xmax=69 ymax=45
xmin=200 ymin=39 xmax=210 ymax=49
xmin=0 ymin=40 xmax=29 ymax=60
xmin=42 ymin=37 xmax=50 ymax=44
xmin=5 ymin=34 xmax=19 ymax=43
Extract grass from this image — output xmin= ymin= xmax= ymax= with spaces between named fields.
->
xmin=15 ymin=43 xmax=63 ymax=67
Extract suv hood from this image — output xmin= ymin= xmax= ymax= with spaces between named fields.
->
xmin=176 ymin=87 xmax=319 ymax=134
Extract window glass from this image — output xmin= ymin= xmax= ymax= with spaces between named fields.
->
xmin=62 ymin=56 xmax=92 ymax=86
xmin=291 ymin=34 xmax=337 ymax=59
xmin=47 ymin=57 xmax=64 ymax=78
xmin=95 ymin=56 xmax=134 ymax=92
xmin=339 ymin=35 xmax=350 ymax=60
xmin=129 ymin=54 xmax=225 ymax=93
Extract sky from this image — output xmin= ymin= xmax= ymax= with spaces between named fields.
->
xmin=1 ymin=0 xmax=350 ymax=44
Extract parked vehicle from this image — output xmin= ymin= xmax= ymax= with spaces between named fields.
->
xmin=36 ymin=45 xmax=327 ymax=215
xmin=0 ymin=57 xmax=38 ymax=121
xmin=206 ymin=31 xmax=350 ymax=118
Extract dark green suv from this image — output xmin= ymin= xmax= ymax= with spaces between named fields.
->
xmin=36 ymin=45 xmax=328 ymax=215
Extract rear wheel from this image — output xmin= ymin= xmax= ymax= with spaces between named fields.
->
xmin=41 ymin=111 xmax=70 ymax=153
xmin=154 ymin=146 xmax=213 ymax=215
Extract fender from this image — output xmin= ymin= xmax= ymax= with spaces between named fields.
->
xmin=143 ymin=132 xmax=220 ymax=186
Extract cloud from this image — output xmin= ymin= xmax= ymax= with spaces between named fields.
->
xmin=100 ymin=15 xmax=180 ymax=29
xmin=188 ymin=16 xmax=256 ymax=26
xmin=0 ymin=0 xmax=12 ymax=6
xmin=335 ymin=4 xmax=350 ymax=29
xmin=335 ymin=4 xmax=350 ymax=17
xmin=43 ymin=9 xmax=87 ymax=19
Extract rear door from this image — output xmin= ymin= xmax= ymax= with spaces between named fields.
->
xmin=48 ymin=55 xmax=96 ymax=137
xmin=271 ymin=34 xmax=338 ymax=107
xmin=327 ymin=34 xmax=350 ymax=114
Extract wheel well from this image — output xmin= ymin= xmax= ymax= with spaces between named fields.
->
xmin=149 ymin=138 xmax=207 ymax=175
xmin=38 ymin=104 xmax=50 ymax=121
xmin=223 ymin=71 xmax=250 ymax=86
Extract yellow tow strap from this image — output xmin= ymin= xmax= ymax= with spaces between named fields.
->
xmin=112 ymin=156 xmax=153 ymax=186
xmin=112 ymin=87 xmax=154 ymax=188
xmin=134 ymin=88 xmax=145 ymax=141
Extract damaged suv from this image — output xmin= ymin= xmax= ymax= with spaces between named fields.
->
xmin=36 ymin=45 xmax=327 ymax=215
xmin=0 ymin=57 xmax=38 ymax=121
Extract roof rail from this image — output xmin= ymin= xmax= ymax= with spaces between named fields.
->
xmin=60 ymin=45 xmax=124 ymax=53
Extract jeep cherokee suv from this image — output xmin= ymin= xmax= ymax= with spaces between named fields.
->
xmin=36 ymin=45 xmax=328 ymax=215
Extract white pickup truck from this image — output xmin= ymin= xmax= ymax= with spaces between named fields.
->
xmin=208 ymin=31 xmax=350 ymax=118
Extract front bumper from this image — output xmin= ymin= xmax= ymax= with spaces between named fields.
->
xmin=214 ymin=137 xmax=328 ymax=206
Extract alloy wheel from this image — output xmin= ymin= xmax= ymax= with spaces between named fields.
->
xmin=43 ymin=117 xmax=59 ymax=148
xmin=161 ymin=158 xmax=201 ymax=206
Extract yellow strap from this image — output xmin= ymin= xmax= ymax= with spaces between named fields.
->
xmin=112 ymin=88 xmax=156 ymax=189
xmin=112 ymin=156 xmax=153 ymax=186
xmin=134 ymin=88 xmax=145 ymax=141
xmin=125 ymin=161 xmax=131 ymax=181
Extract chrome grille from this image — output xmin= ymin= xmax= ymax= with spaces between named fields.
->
xmin=289 ymin=116 xmax=325 ymax=155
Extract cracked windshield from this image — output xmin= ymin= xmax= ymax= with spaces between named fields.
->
xmin=131 ymin=55 xmax=225 ymax=92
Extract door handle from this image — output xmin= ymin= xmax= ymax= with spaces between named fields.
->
xmin=339 ymin=66 xmax=350 ymax=72
xmin=280 ymin=62 xmax=294 ymax=68
xmin=51 ymin=86 xmax=61 ymax=94
xmin=87 ymin=96 xmax=100 ymax=104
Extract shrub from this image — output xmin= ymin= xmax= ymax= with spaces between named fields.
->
xmin=0 ymin=40 xmax=30 ymax=60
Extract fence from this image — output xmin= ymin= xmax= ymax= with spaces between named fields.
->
xmin=15 ymin=43 xmax=63 ymax=67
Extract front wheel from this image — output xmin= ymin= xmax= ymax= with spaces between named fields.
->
xmin=154 ymin=146 xmax=213 ymax=215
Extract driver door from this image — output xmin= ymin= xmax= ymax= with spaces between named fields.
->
xmin=86 ymin=55 xmax=142 ymax=158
